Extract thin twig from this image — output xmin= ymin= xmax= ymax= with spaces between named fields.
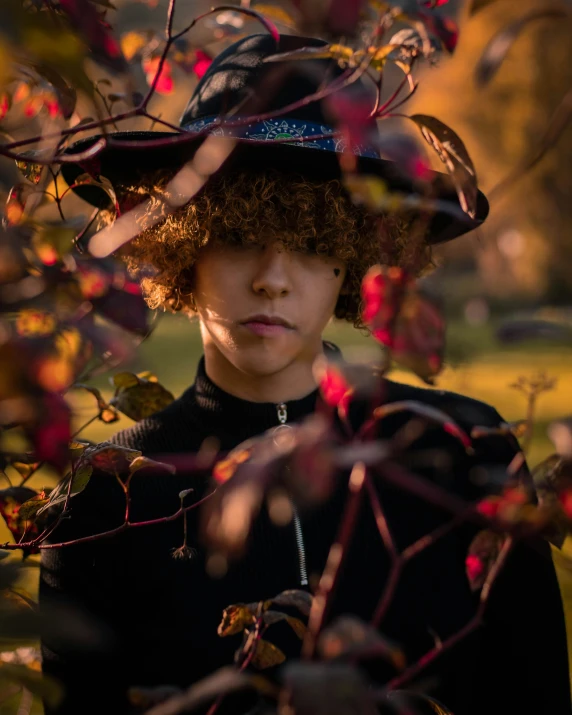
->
xmin=302 ymin=462 xmax=367 ymax=658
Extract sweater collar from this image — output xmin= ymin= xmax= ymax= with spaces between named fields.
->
xmin=182 ymin=342 xmax=343 ymax=443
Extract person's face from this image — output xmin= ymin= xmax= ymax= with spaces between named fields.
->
xmin=192 ymin=239 xmax=347 ymax=376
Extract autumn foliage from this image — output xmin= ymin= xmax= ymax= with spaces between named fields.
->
xmin=0 ymin=1 xmax=571 ymax=714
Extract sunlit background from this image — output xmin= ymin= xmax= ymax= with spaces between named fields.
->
xmin=2 ymin=1 xmax=572 ymax=711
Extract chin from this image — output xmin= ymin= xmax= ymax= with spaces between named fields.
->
xmin=230 ymin=338 xmax=301 ymax=377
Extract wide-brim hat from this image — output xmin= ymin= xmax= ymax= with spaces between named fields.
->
xmin=61 ymin=33 xmax=489 ymax=245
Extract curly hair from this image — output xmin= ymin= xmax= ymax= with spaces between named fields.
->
xmin=107 ymin=167 xmax=432 ymax=331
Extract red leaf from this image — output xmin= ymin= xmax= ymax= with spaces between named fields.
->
xmin=0 ymin=486 xmax=43 ymax=552
xmin=59 ymin=0 xmax=127 ymax=72
xmin=30 ymin=394 xmax=72 ymax=472
xmin=0 ymin=93 xmax=10 ymax=120
xmin=192 ymin=50 xmax=212 ymax=79
xmin=142 ymin=57 xmax=174 ymax=95
xmin=313 ymin=359 xmax=353 ymax=418
xmin=420 ymin=12 xmax=458 ymax=54
xmin=465 ymin=554 xmax=484 ymax=584
xmin=391 ymin=292 xmax=446 ymax=384
xmin=466 ymin=530 xmax=505 ymax=591
xmin=360 ymin=265 xmax=412 ymax=345
xmin=561 ymin=490 xmax=572 ymax=519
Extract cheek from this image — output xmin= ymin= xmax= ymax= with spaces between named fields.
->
xmin=298 ymin=270 xmax=345 ymax=327
xmin=193 ymin=256 xmax=240 ymax=312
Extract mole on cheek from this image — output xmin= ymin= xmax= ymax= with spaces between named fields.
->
xmin=333 ymin=268 xmax=340 ymax=277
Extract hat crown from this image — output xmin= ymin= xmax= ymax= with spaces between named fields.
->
xmin=180 ymin=33 xmax=376 ymax=129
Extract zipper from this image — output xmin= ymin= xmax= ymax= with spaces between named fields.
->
xmin=276 ymin=402 xmax=309 ymax=587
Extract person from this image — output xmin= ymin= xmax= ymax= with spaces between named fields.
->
xmin=39 ymin=33 xmax=571 ymax=715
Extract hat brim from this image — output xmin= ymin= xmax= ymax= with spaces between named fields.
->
xmin=60 ymin=131 xmax=489 ymax=245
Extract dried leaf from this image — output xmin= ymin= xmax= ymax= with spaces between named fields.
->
xmin=271 ymin=589 xmax=313 ymax=617
xmin=18 ymin=495 xmax=50 ymax=521
xmin=75 ymin=383 xmax=118 ymax=423
xmin=15 ymin=159 xmax=43 ymax=185
xmin=218 ymin=604 xmax=256 ymax=637
xmin=111 ymin=375 xmax=174 ymax=421
xmin=0 ymin=486 xmax=43 ymax=548
xmin=69 ymin=441 xmax=88 ymax=460
xmin=80 ymin=442 xmax=141 ymax=475
xmin=410 ymin=114 xmax=477 ymax=218
xmin=128 ymin=455 xmax=176 ymax=476
xmin=251 ymin=638 xmax=285 ymax=669
xmin=35 ymin=463 xmax=93 ymax=517
xmin=466 ymin=529 xmax=505 ymax=591
xmin=263 ymin=611 xmax=306 ymax=638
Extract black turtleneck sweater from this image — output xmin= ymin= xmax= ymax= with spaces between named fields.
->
xmin=39 ymin=349 xmax=571 ymax=715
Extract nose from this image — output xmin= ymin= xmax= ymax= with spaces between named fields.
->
xmin=251 ymin=241 xmax=292 ymax=300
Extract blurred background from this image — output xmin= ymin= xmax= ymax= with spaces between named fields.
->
xmin=2 ymin=1 xmax=572 ymax=710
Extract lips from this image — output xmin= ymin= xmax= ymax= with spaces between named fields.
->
xmin=241 ymin=314 xmax=294 ymax=329
xmin=240 ymin=314 xmax=295 ymax=337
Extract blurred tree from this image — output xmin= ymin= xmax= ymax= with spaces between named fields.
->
xmin=413 ymin=0 xmax=572 ymax=304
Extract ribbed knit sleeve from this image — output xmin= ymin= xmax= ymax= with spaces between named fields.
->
xmin=38 ymin=398 xmax=209 ymax=715
xmin=39 ymin=469 xmax=133 ymax=715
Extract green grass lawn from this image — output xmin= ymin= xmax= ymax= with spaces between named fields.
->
xmin=2 ymin=313 xmax=572 ymax=713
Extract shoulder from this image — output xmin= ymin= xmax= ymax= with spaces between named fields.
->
xmin=380 ymin=378 xmax=529 ymax=488
xmin=108 ymin=389 xmax=201 ymax=455
xmin=383 ymin=379 xmax=503 ymax=431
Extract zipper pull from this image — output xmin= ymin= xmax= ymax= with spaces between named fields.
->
xmin=276 ymin=403 xmax=287 ymax=425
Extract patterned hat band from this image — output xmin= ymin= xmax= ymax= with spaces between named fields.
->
xmin=182 ymin=116 xmax=380 ymax=160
